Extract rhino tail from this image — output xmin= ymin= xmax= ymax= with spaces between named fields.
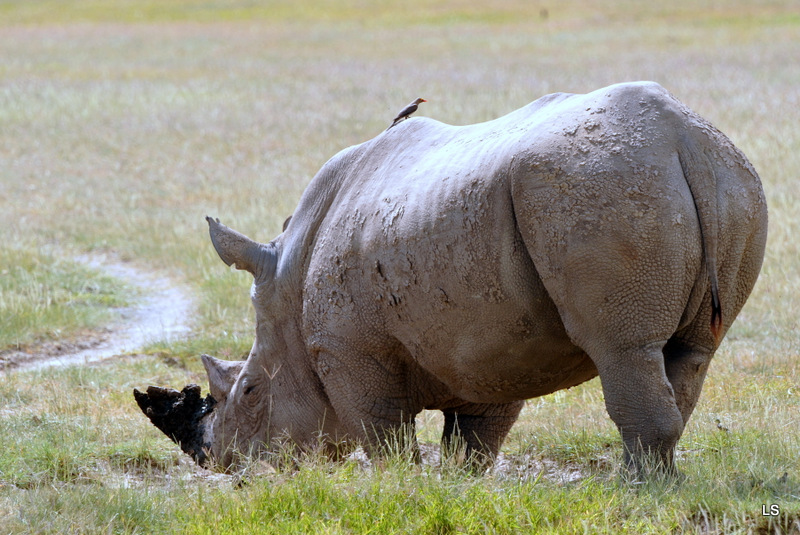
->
xmin=677 ymin=133 xmax=723 ymax=345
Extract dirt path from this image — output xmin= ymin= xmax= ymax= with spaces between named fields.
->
xmin=0 ymin=255 xmax=194 ymax=372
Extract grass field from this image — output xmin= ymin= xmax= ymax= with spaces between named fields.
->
xmin=1 ymin=0 xmax=799 ymax=532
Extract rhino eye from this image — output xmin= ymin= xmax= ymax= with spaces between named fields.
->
xmin=243 ymin=384 xmax=256 ymax=395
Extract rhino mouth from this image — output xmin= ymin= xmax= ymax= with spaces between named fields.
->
xmin=133 ymin=384 xmax=216 ymax=466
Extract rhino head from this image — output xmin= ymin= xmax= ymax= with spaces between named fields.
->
xmin=135 ymin=217 xmax=340 ymax=470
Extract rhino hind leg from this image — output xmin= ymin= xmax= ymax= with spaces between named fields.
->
xmin=590 ymin=342 xmax=686 ymax=475
xmin=663 ymin=338 xmax=713 ymax=426
xmin=441 ymin=401 xmax=524 ymax=467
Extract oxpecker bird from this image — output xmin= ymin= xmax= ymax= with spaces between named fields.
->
xmin=388 ymin=98 xmax=427 ymax=129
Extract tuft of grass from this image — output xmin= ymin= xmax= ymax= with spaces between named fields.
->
xmin=5 ymin=485 xmax=173 ymax=534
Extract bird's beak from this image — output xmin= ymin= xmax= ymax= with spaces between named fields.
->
xmin=421 ymin=99 xmax=428 ymax=102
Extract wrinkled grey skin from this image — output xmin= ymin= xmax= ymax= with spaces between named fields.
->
xmin=137 ymin=82 xmax=767 ymax=475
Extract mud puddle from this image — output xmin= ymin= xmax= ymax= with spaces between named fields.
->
xmin=0 ymin=254 xmax=193 ymax=372
xmin=111 ymin=443 xmax=596 ymax=491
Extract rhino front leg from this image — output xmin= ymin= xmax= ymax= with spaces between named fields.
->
xmin=593 ymin=342 xmax=685 ymax=476
xmin=441 ymin=401 xmax=524 ymax=467
xmin=317 ymin=351 xmax=424 ymax=460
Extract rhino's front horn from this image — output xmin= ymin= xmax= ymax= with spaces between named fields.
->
xmin=133 ymin=384 xmax=216 ymax=466
xmin=206 ymin=216 xmax=277 ymax=280
xmin=202 ymin=353 xmax=244 ymax=402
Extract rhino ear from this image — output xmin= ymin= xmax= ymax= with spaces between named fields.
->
xmin=201 ymin=354 xmax=244 ymax=402
xmin=206 ymin=216 xmax=277 ymax=280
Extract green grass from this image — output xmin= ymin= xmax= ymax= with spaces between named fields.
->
xmin=2 ymin=0 xmax=798 ymax=26
xmin=1 ymin=0 xmax=799 ymax=532
xmin=177 ymin=463 xmax=800 ymax=534
xmin=1 ymin=353 xmax=797 ymax=533
xmin=0 ymin=247 xmax=132 ymax=348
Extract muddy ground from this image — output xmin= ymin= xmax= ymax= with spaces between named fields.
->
xmin=0 ymin=255 xmax=193 ymax=373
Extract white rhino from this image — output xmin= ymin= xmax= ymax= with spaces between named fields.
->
xmin=135 ymin=81 xmax=767 ymax=475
